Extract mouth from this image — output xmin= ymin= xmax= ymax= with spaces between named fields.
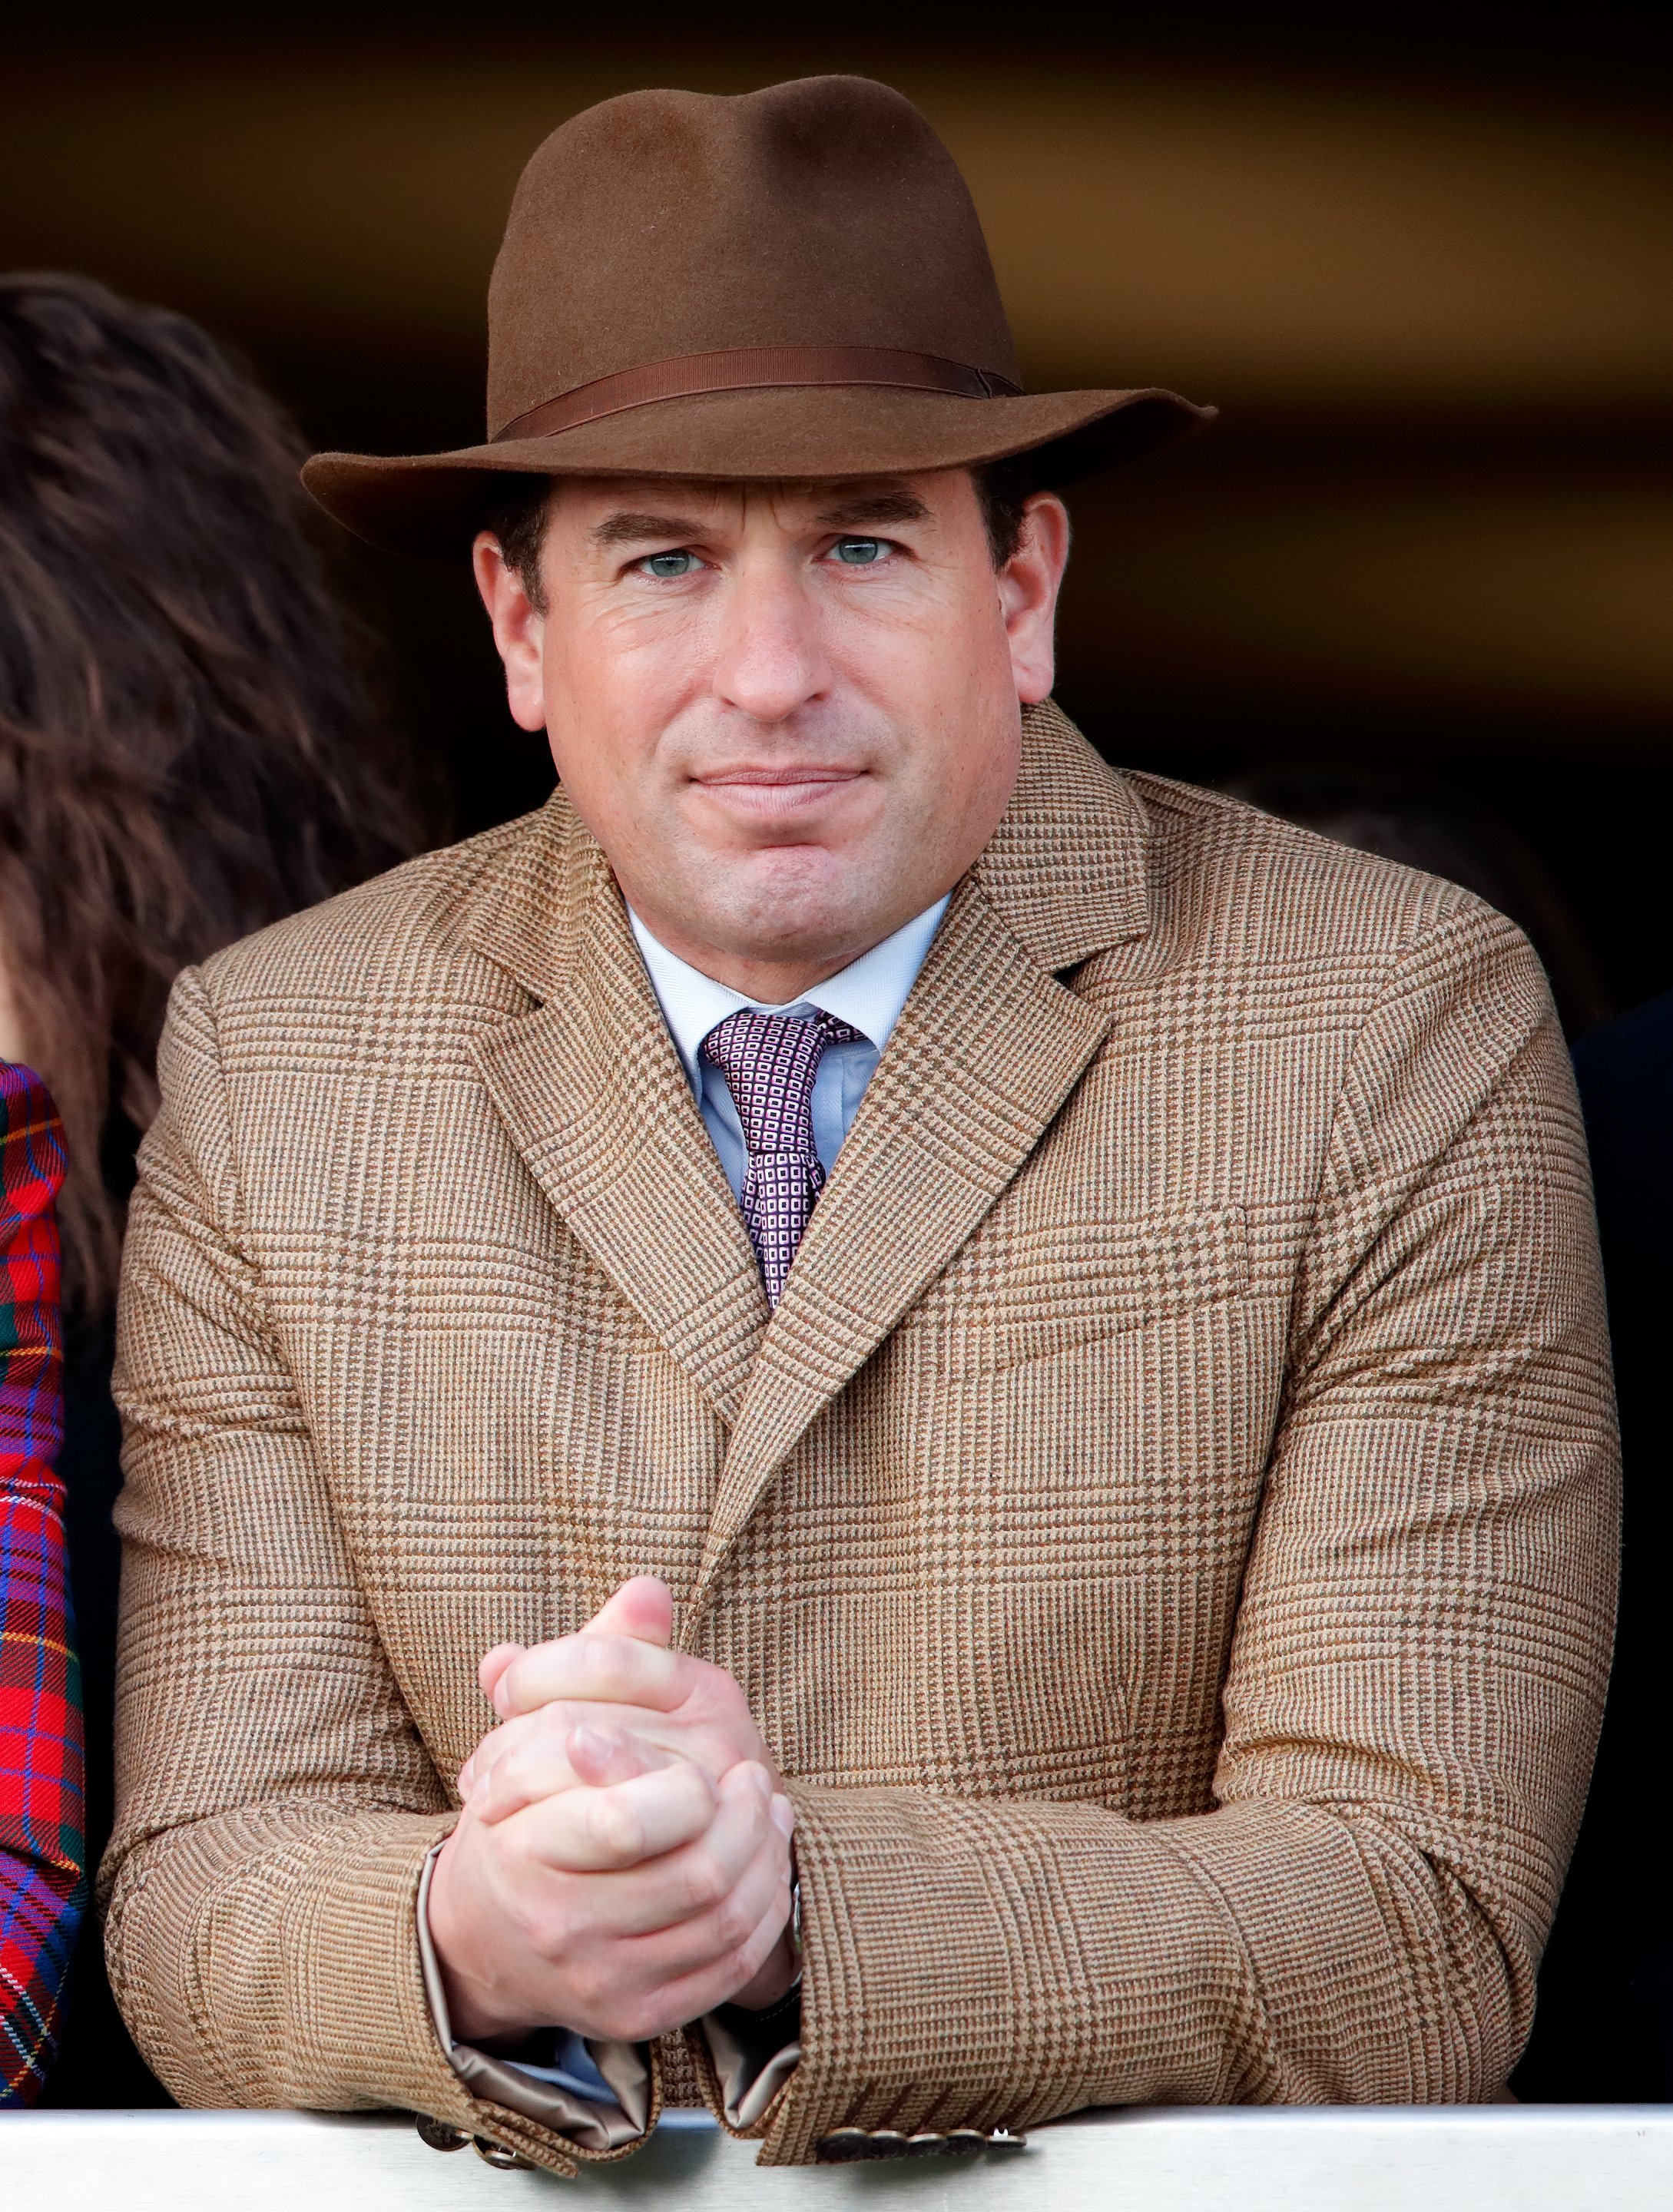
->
xmin=688 ymin=766 xmax=867 ymax=825
xmin=694 ymin=766 xmax=865 ymax=786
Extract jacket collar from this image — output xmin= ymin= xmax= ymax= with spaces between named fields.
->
xmin=462 ymin=701 xmax=1152 ymax=1622
xmin=463 ymin=698 xmax=1150 ymax=1003
xmin=972 ymin=697 xmax=1151 ymax=968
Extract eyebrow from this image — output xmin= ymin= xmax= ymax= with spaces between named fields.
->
xmin=587 ymin=488 xmax=934 ymax=549
xmin=588 ymin=511 xmax=706 ymax=548
xmin=813 ymin=491 xmax=931 ymax=530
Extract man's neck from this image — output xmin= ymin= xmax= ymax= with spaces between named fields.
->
xmin=623 ymin=914 xmax=894 ymax=1008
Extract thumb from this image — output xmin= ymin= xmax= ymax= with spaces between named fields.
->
xmin=565 ymin=1722 xmax=675 ymax=1787
xmin=581 ymin=1575 xmax=674 ymax=1647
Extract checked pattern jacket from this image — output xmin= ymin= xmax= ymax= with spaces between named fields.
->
xmin=106 ymin=706 xmax=1617 ymax=2170
xmin=1 ymin=1062 xmax=84 ymax=2104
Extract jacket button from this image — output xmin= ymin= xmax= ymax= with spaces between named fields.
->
xmin=472 ymin=2136 xmax=531 ymax=2170
xmin=414 ymin=2116 xmax=470 ymax=2152
xmin=817 ymin=2124 xmax=1025 ymax=2162
xmin=815 ymin=2128 xmax=914 ymax=2161
xmin=816 ymin=2129 xmax=873 ymax=2163
xmin=861 ymin=2130 xmax=909 ymax=2158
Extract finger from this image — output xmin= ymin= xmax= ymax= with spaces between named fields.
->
xmin=556 ymin=1818 xmax=790 ymax=2006
xmin=567 ymin=1722 xmax=668 ymax=1789
xmin=478 ymin=1643 xmax=525 ymax=1707
xmin=581 ymin=1577 xmax=674 ymax=1647
xmin=459 ymin=1704 xmax=588 ymax=1808
xmin=620 ymin=1825 xmax=792 ymax=1982
xmin=535 ymin=1760 xmax=779 ymax=1936
xmin=626 ymin=1883 xmax=797 ymax=2031
xmin=561 ymin=1880 xmax=796 ymax=2047
xmin=460 ymin=1698 xmax=712 ymax=1810
xmin=469 ymin=1720 xmax=677 ymax=1822
xmin=492 ymin=1631 xmax=694 ymax=1721
xmin=520 ymin=1759 xmax=720 ymax=1873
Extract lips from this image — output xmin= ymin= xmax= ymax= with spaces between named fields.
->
xmin=693 ymin=769 xmax=864 ymax=788
xmin=688 ymin=768 xmax=866 ymax=826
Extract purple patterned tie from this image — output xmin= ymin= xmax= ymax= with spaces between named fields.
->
xmin=701 ymin=1008 xmax=863 ymax=1306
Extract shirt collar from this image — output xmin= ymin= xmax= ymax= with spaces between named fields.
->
xmin=628 ymin=898 xmax=949 ymax=1090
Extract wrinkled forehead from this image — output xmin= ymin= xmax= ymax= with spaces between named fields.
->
xmin=544 ymin=469 xmax=976 ymax=540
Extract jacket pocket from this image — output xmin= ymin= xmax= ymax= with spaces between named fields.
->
xmin=906 ymin=1202 xmax=1250 ymax=1375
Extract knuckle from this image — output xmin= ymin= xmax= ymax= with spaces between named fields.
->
xmin=495 ymin=1823 xmax=536 ymax=1880
xmin=537 ymin=1907 xmax=581 ymax=1962
xmin=492 ymin=1746 xmax=530 ymax=1799
xmin=505 ymin=1884 xmax=555 ymax=1951
xmin=500 ymin=1654 xmax=548 ymax=1715
xmin=527 ymin=1912 xmax=570 ymax=1964
xmin=591 ymin=1794 xmax=644 ymax=1860
xmin=580 ymin=1634 xmax=625 ymax=1690
xmin=713 ymin=1895 xmax=753 ymax=1951
xmin=568 ymin=1972 xmax=614 ymax=2024
xmin=616 ymin=1998 xmax=668 ymax=2043
xmin=683 ymin=1852 xmax=727 ymax=1912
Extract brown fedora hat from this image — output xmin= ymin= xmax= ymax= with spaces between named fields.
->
xmin=303 ymin=75 xmax=1214 ymax=558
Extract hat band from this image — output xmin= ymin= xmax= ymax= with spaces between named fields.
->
xmin=494 ymin=346 xmax=1023 ymax=442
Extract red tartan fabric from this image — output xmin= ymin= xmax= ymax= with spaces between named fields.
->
xmin=0 ymin=1062 xmax=83 ymax=2104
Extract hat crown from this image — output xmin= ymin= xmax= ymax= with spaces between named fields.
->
xmin=485 ymin=76 xmax=1020 ymax=438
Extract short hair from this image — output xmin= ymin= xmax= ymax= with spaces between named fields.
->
xmin=485 ymin=459 xmax=1039 ymax=614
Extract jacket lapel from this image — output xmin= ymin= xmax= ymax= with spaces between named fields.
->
xmin=465 ymin=798 xmax=768 ymax=1427
xmin=461 ymin=707 xmax=1154 ymax=1607
xmin=684 ymin=704 xmax=1151 ymax=1620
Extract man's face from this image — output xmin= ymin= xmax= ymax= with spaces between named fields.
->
xmin=473 ymin=469 xmax=1069 ymax=994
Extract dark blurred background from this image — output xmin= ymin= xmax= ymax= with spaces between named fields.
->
xmin=6 ymin=4 xmax=1671 ymax=1025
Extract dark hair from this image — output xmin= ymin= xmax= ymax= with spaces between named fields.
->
xmin=0 ymin=273 xmax=433 ymax=1313
xmin=485 ymin=456 xmax=1040 ymax=614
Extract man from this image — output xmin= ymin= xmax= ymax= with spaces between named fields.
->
xmin=105 ymin=77 xmax=1617 ymax=2174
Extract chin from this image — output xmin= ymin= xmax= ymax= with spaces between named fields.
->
xmin=711 ymin=852 xmax=871 ymax=955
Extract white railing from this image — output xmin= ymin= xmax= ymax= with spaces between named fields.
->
xmin=6 ymin=2105 xmax=1673 ymax=2210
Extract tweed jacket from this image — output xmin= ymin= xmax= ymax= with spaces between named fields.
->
xmin=105 ymin=704 xmax=1617 ymax=2172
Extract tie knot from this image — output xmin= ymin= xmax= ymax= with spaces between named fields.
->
xmin=700 ymin=1008 xmax=863 ymax=1162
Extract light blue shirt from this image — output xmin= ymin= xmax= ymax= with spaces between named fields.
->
xmin=628 ymin=898 xmax=950 ymax=1196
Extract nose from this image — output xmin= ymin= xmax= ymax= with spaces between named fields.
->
xmin=711 ymin=551 xmax=832 ymax=724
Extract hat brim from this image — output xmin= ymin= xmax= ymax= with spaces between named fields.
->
xmin=302 ymin=383 xmax=1214 ymax=558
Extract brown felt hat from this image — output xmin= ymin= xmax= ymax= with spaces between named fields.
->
xmin=303 ymin=75 xmax=1214 ymax=558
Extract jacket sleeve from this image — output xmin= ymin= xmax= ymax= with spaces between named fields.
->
xmin=758 ymin=902 xmax=1619 ymax=2162
xmin=101 ymin=971 xmax=585 ymax=2172
xmin=0 ymin=1063 xmax=84 ymax=2104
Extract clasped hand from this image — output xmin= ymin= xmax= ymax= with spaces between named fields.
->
xmin=427 ymin=1578 xmax=798 ymax=2047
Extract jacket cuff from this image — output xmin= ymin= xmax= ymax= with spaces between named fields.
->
xmin=700 ymin=1979 xmax=802 ymax=2131
xmin=415 ymin=1844 xmax=653 ymax=2151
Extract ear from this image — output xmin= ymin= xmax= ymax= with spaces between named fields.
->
xmin=472 ymin=531 xmax=548 ymax=733
xmin=999 ymin=493 xmax=1071 ymax=706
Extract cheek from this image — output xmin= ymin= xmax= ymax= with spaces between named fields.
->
xmin=544 ymin=594 xmax=714 ymax=720
xmin=913 ymin=642 xmax=1022 ymax=848
xmin=829 ymin=582 xmax=1006 ymax=724
xmin=540 ymin=622 xmax=689 ymax=816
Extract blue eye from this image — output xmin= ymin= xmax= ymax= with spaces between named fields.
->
xmin=640 ymin=549 xmax=700 ymax=578
xmin=831 ymin=537 xmax=888 ymax=565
